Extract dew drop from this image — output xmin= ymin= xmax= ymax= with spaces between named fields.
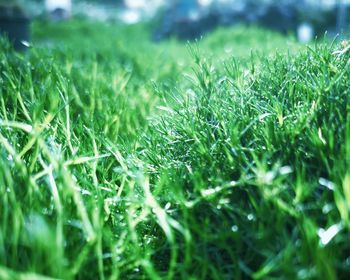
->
xmin=164 ymin=202 xmax=171 ymax=210
xmin=247 ymin=213 xmax=255 ymax=221
xmin=231 ymin=225 xmax=238 ymax=232
xmin=318 ymin=223 xmax=342 ymax=246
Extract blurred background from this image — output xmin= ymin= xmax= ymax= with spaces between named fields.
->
xmin=0 ymin=0 xmax=350 ymax=50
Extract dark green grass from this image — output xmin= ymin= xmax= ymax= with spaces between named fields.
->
xmin=0 ymin=19 xmax=349 ymax=279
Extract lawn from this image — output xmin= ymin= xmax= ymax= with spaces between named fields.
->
xmin=0 ymin=19 xmax=349 ymax=279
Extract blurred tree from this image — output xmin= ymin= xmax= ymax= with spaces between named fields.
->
xmin=336 ymin=0 xmax=347 ymax=30
xmin=0 ymin=0 xmax=30 ymax=51
xmin=0 ymin=0 xmax=18 ymax=4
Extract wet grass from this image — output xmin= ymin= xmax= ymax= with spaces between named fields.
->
xmin=0 ymin=19 xmax=349 ymax=279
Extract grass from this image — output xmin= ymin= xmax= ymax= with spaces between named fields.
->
xmin=0 ymin=18 xmax=350 ymax=279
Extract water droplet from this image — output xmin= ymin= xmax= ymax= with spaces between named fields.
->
xmin=318 ymin=223 xmax=342 ymax=246
xmin=319 ymin=178 xmax=335 ymax=191
xmin=219 ymin=198 xmax=230 ymax=205
xmin=102 ymin=253 xmax=113 ymax=259
xmin=81 ymin=189 xmax=91 ymax=196
xmin=21 ymin=40 xmax=30 ymax=48
xmin=224 ymin=44 xmax=232 ymax=54
xmin=247 ymin=213 xmax=255 ymax=221
xmin=231 ymin=225 xmax=238 ymax=232
xmin=279 ymin=166 xmax=293 ymax=175
xmin=322 ymin=204 xmax=333 ymax=214
xmin=229 ymin=181 xmax=236 ymax=186
xmin=164 ymin=202 xmax=171 ymax=210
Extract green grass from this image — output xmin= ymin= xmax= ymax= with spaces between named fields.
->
xmin=1 ymin=19 xmax=350 ymax=279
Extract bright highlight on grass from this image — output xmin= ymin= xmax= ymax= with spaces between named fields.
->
xmin=0 ymin=19 xmax=350 ymax=279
